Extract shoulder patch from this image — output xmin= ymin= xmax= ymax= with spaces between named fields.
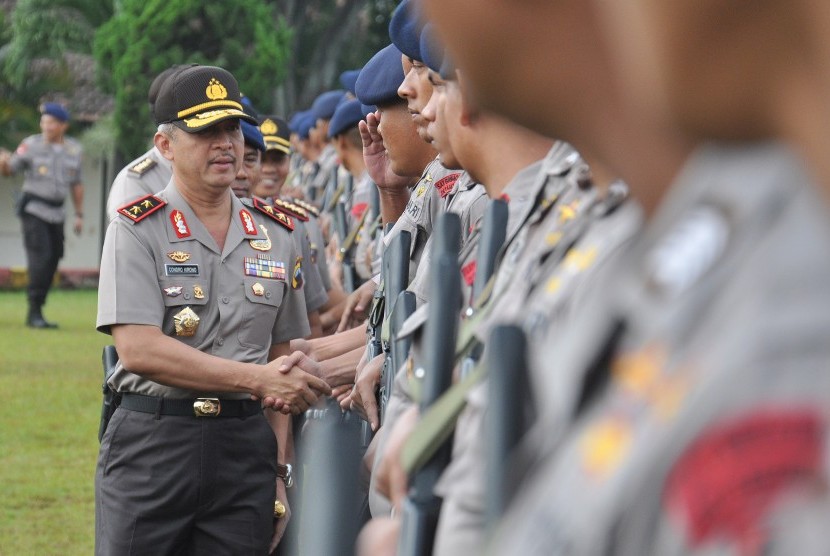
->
xmin=293 ymin=199 xmax=320 ymax=217
xmin=274 ymin=198 xmax=309 ymax=221
xmin=117 ymin=194 xmax=166 ymax=223
xmin=435 ymin=172 xmax=461 ymax=198
xmin=128 ymin=157 xmax=158 ymax=177
xmin=252 ymin=197 xmax=295 ymax=231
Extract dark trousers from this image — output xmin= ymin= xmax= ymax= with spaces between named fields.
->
xmin=21 ymin=213 xmax=63 ymax=307
xmin=96 ymin=408 xmax=278 ymax=555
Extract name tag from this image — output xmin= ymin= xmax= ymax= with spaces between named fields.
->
xmin=165 ymin=264 xmax=199 ymax=276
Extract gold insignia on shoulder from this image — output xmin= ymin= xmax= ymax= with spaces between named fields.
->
xmin=117 ymin=195 xmax=166 ymax=223
xmin=206 ymin=78 xmax=228 ymax=100
xmin=260 ymin=119 xmax=278 ymax=135
xmin=415 ymin=184 xmax=427 ymax=198
xmin=168 ymin=251 xmax=191 ymax=263
xmin=252 ymin=282 xmax=265 ymax=296
xmin=173 ymin=306 xmax=200 ymax=337
xmin=129 ymin=157 xmax=157 ymax=177
xmin=580 ymin=419 xmax=632 ymax=478
xmin=38 ymin=165 xmax=48 ymax=175
xmin=130 ymin=206 xmax=142 ymax=215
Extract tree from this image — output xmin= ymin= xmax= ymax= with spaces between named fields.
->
xmin=269 ymin=0 xmax=398 ymax=115
xmin=94 ymin=0 xmax=291 ymax=162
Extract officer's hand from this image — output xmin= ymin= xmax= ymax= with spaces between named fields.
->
xmin=73 ymin=215 xmax=83 ymax=236
xmin=337 ymin=279 xmax=376 ymax=332
xmin=375 ymin=405 xmax=419 ymax=511
xmin=331 ymin=383 xmax=353 ymax=404
xmin=270 ymin=479 xmax=291 ymax=553
xmin=343 ymin=353 xmax=384 ymax=431
xmin=260 ymin=358 xmax=331 ymax=414
xmin=360 ymin=112 xmax=412 ymax=192
xmin=356 ymin=516 xmax=400 ymax=556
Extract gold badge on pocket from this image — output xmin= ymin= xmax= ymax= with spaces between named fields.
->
xmin=173 ymin=306 xmax=200 ymax=337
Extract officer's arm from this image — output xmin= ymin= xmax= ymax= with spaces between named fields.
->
xmin=112 ymin=325 xmax=330 ymax=411
xmin=71 ymin=182 xmax=84 ymax=218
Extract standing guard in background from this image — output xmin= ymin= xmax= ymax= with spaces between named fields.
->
xmin=0 ymin=102 xmax=85 ymax=328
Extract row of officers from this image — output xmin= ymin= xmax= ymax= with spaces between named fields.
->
xmin=7 ymin=0 xmax=830 ymax=553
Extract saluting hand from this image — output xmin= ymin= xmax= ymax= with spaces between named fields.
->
xmin=360 ymin=112 xmax=413 ymax=191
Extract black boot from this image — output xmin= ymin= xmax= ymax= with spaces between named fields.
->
xmin=26 ymin=303 xmax=58 ymax=329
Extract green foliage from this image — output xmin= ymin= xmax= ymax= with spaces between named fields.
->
xmin=94 ymin=0 xmax=291 ymax=160
xmin=3 ymin=0 xmax=114 ymax=88
xmin=0 ymin=290 xmax=108 ymax=554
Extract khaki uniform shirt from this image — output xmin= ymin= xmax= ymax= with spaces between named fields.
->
xmin=494 ymin=142 xmax=830 ymax=555
xmin=10 ymin=134 xmax=83 ymax=224
xmin=97 ymin=181 xmax=309 ymax=400
xmin=106 ymin=147 xmax=173 ymax=220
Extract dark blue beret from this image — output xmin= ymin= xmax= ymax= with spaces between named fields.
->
xmin=310 ymin=90 xmax=347 ymax=122
xmin=298 ymin=113 xmax=317 ymax=140
xmin=41 ymin=102 xmax=69 ymax=122
xmin=420 ymin=24 xmax=444 ymax=73
xmin=241 ymin=120 xmax=266 ymax=152
xmin=389 ymin=0 xmax=423 ymax=62
xmin=289 ymin=110 xmax=308 ymax=133
xmin=328 ymin=99 xmax=364 ymax=139
xmin=355 ymin=44 xmax=405 ymax=107
xmin=439 ymin=53 xmax=457 ymax=81
xmin=339 ymin=70 xmax=362 ymax=95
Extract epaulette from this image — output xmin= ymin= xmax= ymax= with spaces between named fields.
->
xmin=128 ymin=157 xmax=157 ymax=177
xmin=292 ymin=198 xmax=320 ymax=218
xmin=117 ymin=194 xmax=166 ymax=223
xmin=273 ymin=198 xmax=310 ymax=222
xmin=252 ymin=197 xmax=295 ymax=232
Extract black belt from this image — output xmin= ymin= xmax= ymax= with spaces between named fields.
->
xmin=121 ymin=393 xmax=262 ymax=418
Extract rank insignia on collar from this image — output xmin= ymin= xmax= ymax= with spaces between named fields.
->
xmin=193 ymin=285 xmax=205 ymax=299
xmin=164 ymin=286 xmax=183 ymax=297
xmin=249 ymin=224 xmax=272 ymax=251
xmin=252 ymin=198 xmax=294 ymax=231
xmin=117 ymin=195 xmax=166 ymax=223
xmin=292 ymin=256 xmax=304 ymax=290
xmin=129 ymin=157 xmax=157 ymax=177
xmin=167 ymin=251 xmax=191 ymax=263
xmin=239 ymin=209 xmax=258 ymax=235
xmin=170 ymin=210 xmax=191 ymax=238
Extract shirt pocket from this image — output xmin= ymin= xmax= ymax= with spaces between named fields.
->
xmin=61 ymin=156 xmax=81 ymax=185
xmin=159 ymin=279 xmax=209 ymax=340
xmin=238 ymin=277 xmax=285 ymax=349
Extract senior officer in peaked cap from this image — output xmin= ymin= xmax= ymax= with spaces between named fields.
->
xmin=95 ymin=65 xmax=331 ymax=555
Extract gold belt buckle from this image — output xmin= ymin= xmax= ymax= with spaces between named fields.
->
xmin=194 ymin=398 xmax=221 ymax=417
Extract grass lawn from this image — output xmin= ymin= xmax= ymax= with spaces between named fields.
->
xmin=0 ymin=289 xmax=109 ymax=554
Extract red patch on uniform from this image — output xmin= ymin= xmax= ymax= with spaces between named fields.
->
xmin=239 ymin=209 xmax=257 ymax=235
xmin=664 ymin=409 xmax=823 ymax=554
xmin=461 ymin=260 xmax=477 ymax=286
xmin=351 ymin=202 xmax=368 ymax=219
xmin=170 ymin=210 xmax=191 ymax=238
xmin=435 ymin=173 xmax=461 ymax=198
xmin=500 ymin=193 xmax=510 ymax=203
xmin=16 ymin=143 xmax=28 ymax=156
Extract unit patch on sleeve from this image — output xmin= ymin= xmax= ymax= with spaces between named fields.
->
xmin=117 ymin=195 xmax=166 ymax=223
xmin=435 ymin=173 xmax=461 ymax=198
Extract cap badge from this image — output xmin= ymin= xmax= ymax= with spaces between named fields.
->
xmin=261 ymin=119 xmax=278 ymax=135
xmin=206 ymin=78 xmax=228 ymax=100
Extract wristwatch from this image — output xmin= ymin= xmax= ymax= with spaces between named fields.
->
xmin=277 ymin=462 xmax=293 ymax=488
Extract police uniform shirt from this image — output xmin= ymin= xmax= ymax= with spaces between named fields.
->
xmin=309 ymin=144 xmax=338 ymax=196
xmin=9 ymin=134 xmax=83 ymax=224
xmin=431 ymin=195 xmax=643 ymax=556
xmin=442 ymin=172 xmax=488 ymax=248
xmin=97 ymin=181 xmax=310 ymax=400
xmin=106 ymin=146 xmax=173 ymax=221
xmin=302 ymin=212 xmax=332 ymax=292
xmin=493 ymin=142 xmax=830 ymax=555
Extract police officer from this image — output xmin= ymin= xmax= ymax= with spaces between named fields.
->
xmin=95 ymin=65 xmax=331 ymax=554
xmin=105 ymin=65 xmax=192 ymax=218
xmin=0 ymin=102 xmax=84 ymax=328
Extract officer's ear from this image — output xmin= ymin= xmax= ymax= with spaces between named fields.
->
xmin=456 ymin=70 xmax=481 ymax=126
xmin=154 ymin=129 xmax=176 ymax=161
